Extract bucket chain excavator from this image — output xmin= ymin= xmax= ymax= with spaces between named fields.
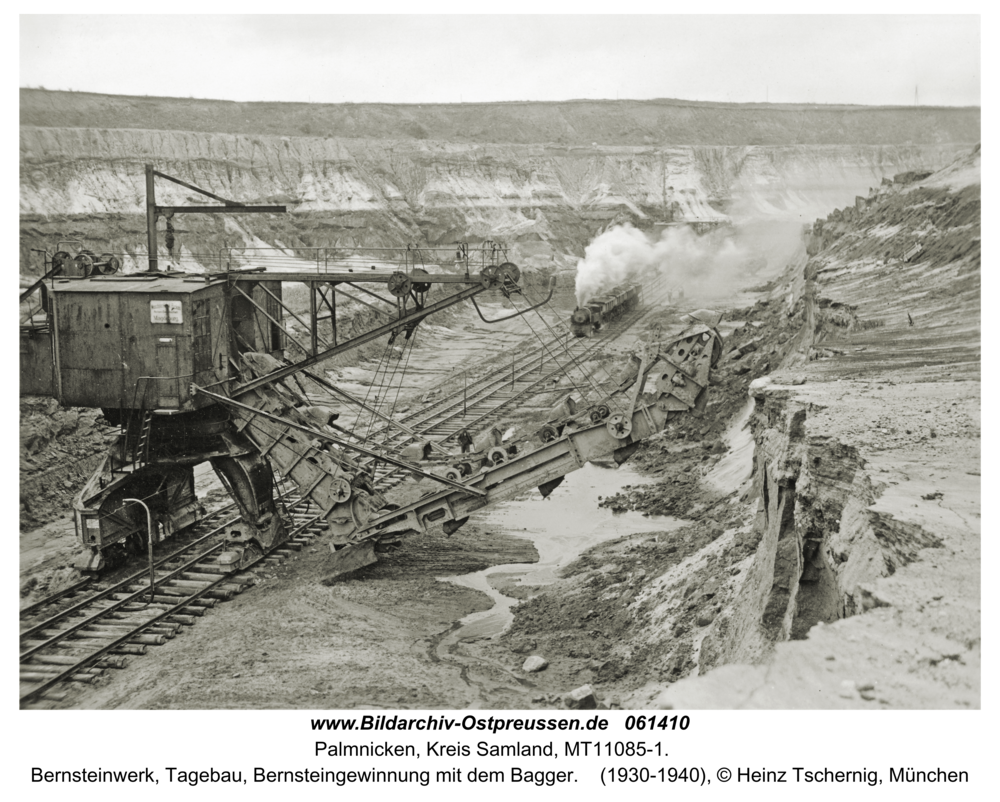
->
xmin=194 ymin=313 xmax=723 ymax=577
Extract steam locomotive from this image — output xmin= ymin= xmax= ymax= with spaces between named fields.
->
xmin=570 ymin=284 xmax=640 ymax=337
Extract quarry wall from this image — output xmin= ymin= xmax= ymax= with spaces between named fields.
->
xmin=19 ymin=125 xmax=972 ymax=275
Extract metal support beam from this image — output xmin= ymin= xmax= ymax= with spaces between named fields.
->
xmin=231 ymin=285 xmax=312 ymax=357
xmin=334 ymin=289 xmax=390 ymax=319
xmin=143 ymin=163 xmax=287 ymax=273
xmin=19 ymin=260 xmax=64 ymax=303
xmin=234 ymin=283 xmax=487 ymax=396
xmin=155 ymin=205 xmax=287 ymax=215
xmin=342 ymin=282 xmax=397 ymax=307
xmin=322 ymin=286 xmax=337 ymax=345
xmin=309 ymin=284 xmax=318 ymax=356
xmin=255 ymin=283 xmax=328 ymax=351
xmin=152 ymin=170 xmax=250 ymax=207
xmin=146 ymin=164 xmax=158 ymax=272
xmin=192 ymin=385 xmax=485 ymax=498
xmin=227 ymin=272 xmax=482 ymax=285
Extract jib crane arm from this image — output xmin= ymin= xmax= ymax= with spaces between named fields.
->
xmin=144 ymin=165 xmax=286 ymax=272
xmin=231 ymin=270 xmax=555 ymax=397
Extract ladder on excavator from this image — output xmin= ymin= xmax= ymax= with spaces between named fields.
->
xmin=133 ymin=410 xmax=153 ymax=471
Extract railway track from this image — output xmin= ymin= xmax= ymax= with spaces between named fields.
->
xmin=18 ymin=491 xmax=326 ymax=707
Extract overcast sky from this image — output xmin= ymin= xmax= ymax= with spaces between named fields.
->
xmin=19 ymin=14 xmax=980 ymax=107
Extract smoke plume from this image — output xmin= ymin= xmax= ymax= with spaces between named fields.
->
xmin=573 ymin=222 xmax=802 ymax=306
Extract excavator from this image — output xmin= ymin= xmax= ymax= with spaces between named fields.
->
xmin=19 ymin=165 xmax=724 ymax=577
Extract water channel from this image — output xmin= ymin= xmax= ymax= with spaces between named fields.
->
xmin=440 ymin=461 xmax=687 ymax=643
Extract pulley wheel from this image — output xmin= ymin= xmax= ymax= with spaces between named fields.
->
xmin=487 ymin=447 xmax=507 ymax=466
xmin=51 ymin=251 xmax=72 ymax=274
xmin=444 ymin=468 xmax=462 ymax=482
xmin=480 ymin=264 xmax=500 ymax=287
xmin=590 ymin=404 xmax=611 ymax=423
xmin=497 ymin=262 xmax=521 ymax=285
xmin=606 ymin=413 xmax=633 ymax=440
xmin=387 ymin=271 xmax=413 ymax=298
xmin=74 ymin=252 xmax=95 ymax=277
xmin=329 ymin=476 xmax=352 ymax=503
xmin=349 ymin=491 xmax=375 ymax=534
xmin=539 ymin=424 xmax=559 ymax=443
xmin=97 ymin=253 xmax=121 ymax=275
xmin=411 ymin=268 xmax=431 ymax=293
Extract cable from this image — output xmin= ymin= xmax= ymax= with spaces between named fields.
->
xmin=362 ymin=339 xmax=401 ymax=444
xmin=356 ymin=338 xmax=394 ymax=441
xmin=506 ymin=293 xmax=621 ymax=415
xmin=377 ymin=332 xmax=417 ymax=447
xmin=524 ymin=285 xmax=625 ymax=407
xmin=521 ymin=289 xmax=612 ymax=403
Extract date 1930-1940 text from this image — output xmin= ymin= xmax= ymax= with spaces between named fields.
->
xmin=601 ymin=767 xmax=705 ymax=785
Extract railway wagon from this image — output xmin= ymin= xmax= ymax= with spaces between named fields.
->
xmin=570 ymin=284 xmax=640 ymax=337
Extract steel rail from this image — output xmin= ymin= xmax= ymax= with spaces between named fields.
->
xmin=18 ymin=577 xmax=92 ymax=619
xmin=20 ymin=491 xmax=303 ymax=637
xmin=20 ymin=500 xmax=325 ymax=706
xmin=20 ymin=513 xmax=235 ymax=647
xmin=19 ymin=546 xmax=231 ymax=705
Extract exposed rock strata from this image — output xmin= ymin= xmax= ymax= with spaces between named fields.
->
xmin=20 ymin=125 xmax=971 ymax=274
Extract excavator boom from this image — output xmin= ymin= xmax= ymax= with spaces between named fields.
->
xmin=195 ymin=314 xmax=723 ymax=576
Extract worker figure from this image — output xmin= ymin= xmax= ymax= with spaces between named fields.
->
xmin=457 ymin=429 xmax=473 ymax=454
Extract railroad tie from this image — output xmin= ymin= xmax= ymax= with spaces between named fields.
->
xmin=116 ymin=601 xmax=206 ymax=617
xmin=21 ymin=661 xmax=103 ymax=675
xmin=39 ymin=628 xmax=167 ymax=646
xmin=110 ymin=592 xmax=216 ymax=608
xmin=30 ymin=653 xmax=129 ymax=670
xmin=21 ymin=670 xmax=98 ymax=684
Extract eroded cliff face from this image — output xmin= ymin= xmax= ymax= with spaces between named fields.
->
xmin=654 ymin=149 xmax=980 ymax=708
xmin=19 ymin=124 xmax=972 ymax=275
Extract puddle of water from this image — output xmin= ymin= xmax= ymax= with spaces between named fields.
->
xmin=441 ymin=462 xmax=687 ymax=641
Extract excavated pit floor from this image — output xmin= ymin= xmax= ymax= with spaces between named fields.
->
xmin=20 ymin=288 xmax=694 ymax=709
